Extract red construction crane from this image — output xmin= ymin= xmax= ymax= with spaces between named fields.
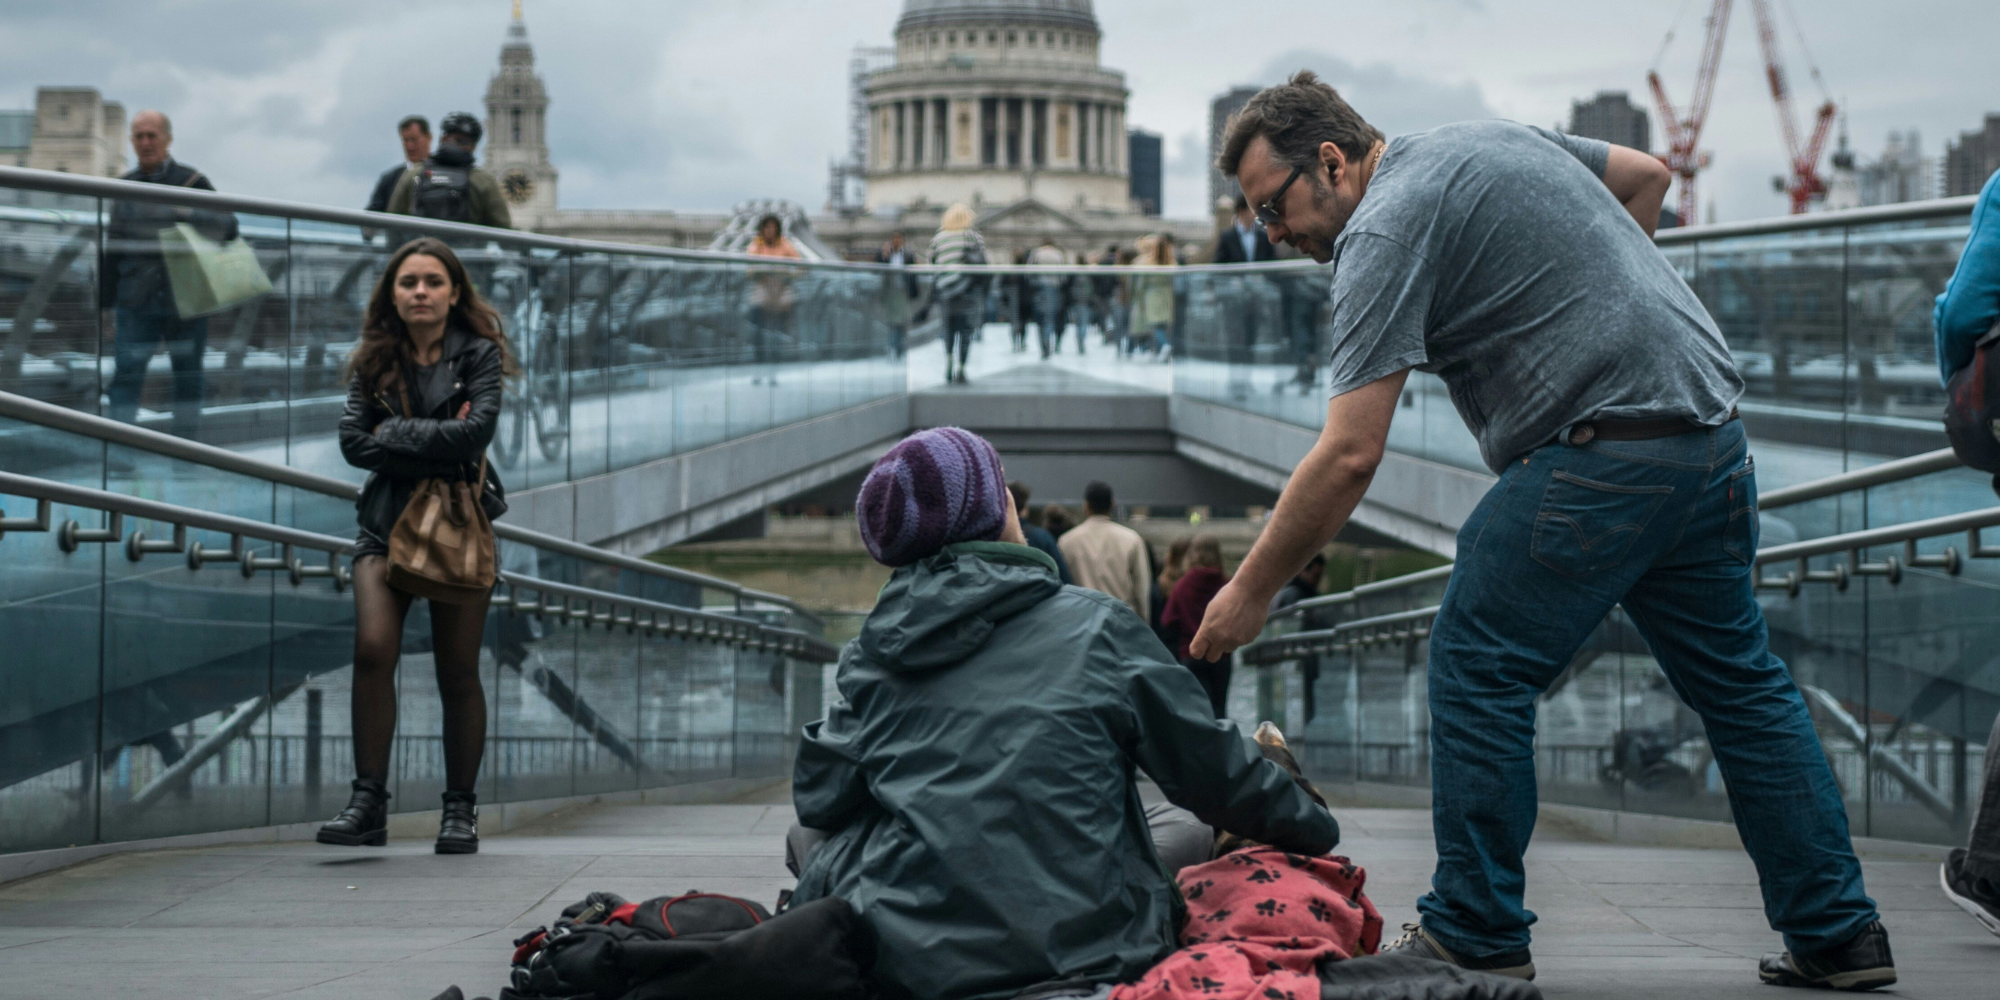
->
xmin=1749 ymin=0 xmax=1837 ymax=214
xmin=1647 ymin=0 xmax=1734 ymax=225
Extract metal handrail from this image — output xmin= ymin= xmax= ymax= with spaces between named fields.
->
xmin=1757 ymin=448 xmax=1963 ymax=509
xmin=0 ymin=469 xmax=841 ymax=662
xmin=0 ymin=164 xmax=1308 ymax=276
xmin=0 ymin=388 xmax=821 ymax=624
xmin=1246 ymin=504 xmax=2000 ymax=662
xmin=1244 ymin=605 xmax=1442 ymax=665
xmin=1268 ymin=449 xmax=1973 ymax=623
xmin=1652 ymin=194 xmax=1977 ymax=245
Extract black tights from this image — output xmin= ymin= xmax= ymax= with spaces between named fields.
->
xmin=350 ymin=555 xmax=491 ymax=792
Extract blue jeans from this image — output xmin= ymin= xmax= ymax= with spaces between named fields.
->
xmin=109 ymin=308 xmax=208 ymax=439
xmin=1417 ymin=420 xmax=1878 ymax=958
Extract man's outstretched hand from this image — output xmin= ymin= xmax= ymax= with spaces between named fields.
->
xmin=1188 ymin=579 xmax=1269 ymax=663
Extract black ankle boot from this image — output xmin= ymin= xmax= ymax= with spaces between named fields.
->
xmin=436 ymin=790 xmax=479 ymax=855
xmin=316 ymin=778 xmax=390 ymax=847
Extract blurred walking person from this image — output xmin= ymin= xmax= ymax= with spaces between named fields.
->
xmin=1160 ymin=535 xmax=1232 ymax=718
xmin=745 ymin=214 xmax=801 ymax=383
xmin=325 ymin=237 xmax=513 ymax=855
xmin=366 ymin=115 xmax=431 ymax=213
xmin=101 ymin=110 xmax=237 ymax=440
xmin=876 ymin=230 xmax=919 ymax=358
xmin=1028 ymin=237 xmax=1068 ymax=358
xmin=1057 ymin=481 xmax=1150 ymax=620
xmin=1129 ymin=235 xmax=1176 ymax=360
xmin=1008 ymin=481 xmax=1073 ymax=585
xmin=930 ymin=203 xmax=988 ymax=384
xmin=1933 ymin=163 xmax=2000 ymax=938
xmin=388 ymin=112 xmax=510 ymax=229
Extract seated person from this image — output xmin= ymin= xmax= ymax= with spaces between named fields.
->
xmin=787 ymin=427 xmax=1340 ymax=1000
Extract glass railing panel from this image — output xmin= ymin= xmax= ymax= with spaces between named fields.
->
xmin=1841 ymin=217 xmax=1965 ymax=462
xmin=733 ymin=649 xmax=791 ymax=780
xmin=267 ymin=484 xmax=356 ymax=828
xmin=96 ymin=442 xmax=287 ymax=843
xmin=1355 ymin=637 xmax=1429 ymax=788
xmin=492 ymin=601 xmax=578 ymax=804
xmin=284 ymin=220 xmax=381 ymax=484
xmin=488 ymin=249 xmax=574 ymax=492
xmin=604 ymin=255 xmax=679 ymax=472
xmin=637 ymin=634 xmax=701 ymax=779
xmin=0 ymin=421 xmax=105 ymax=853
xmin=1534 ymin=616 xmax=1630 ymax=814
xmin=0 ymin=193 xmax=104 ymax=409
xmin=670 ymin=260 xmax=738 ymax=455
xmin=565 ymin=251 xmax=614 ymax=481
xmin=572 ymin=618 xmax=642 ymax=796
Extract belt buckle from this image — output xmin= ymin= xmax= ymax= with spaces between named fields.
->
xmin=1566 ymin=424 xmax=1596 ymax=446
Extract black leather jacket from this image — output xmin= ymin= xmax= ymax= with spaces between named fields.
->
xmin=338 ymin=325 xmax=507 ymax=545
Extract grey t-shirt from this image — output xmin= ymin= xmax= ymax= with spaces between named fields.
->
xmin=1324 ymin=120 xmax=1742 ymax=473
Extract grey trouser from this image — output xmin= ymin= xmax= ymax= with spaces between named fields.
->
xmin=786 ymin=801 xmax=1215 ymax=879
xmin=1967 ymin=710 xmax=2000 ymax=881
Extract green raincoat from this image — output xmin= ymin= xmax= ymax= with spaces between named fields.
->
xmin=792 ymin=542 xmax=1340 ymax=1000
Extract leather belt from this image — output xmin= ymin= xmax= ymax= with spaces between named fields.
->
xmin=1565 ymin=407 xmax=1739 ymax=446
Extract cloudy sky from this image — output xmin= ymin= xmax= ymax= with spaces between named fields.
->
xmin=2 ymin=0 xmax=1994 ymax=223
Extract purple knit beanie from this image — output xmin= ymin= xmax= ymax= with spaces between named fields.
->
xmin=856 ymin=427 xmax=1009 ymax=567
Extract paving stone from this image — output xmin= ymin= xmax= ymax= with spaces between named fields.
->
xmin=0 ymin=793 xmax=1991 ymax=999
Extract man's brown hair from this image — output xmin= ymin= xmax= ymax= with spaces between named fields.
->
xmin=1218 ymin=70 xmax=1383 ymax=179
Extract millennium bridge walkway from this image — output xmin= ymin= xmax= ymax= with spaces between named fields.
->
xmin=0 ymin=165 xmax=1992 ymax=995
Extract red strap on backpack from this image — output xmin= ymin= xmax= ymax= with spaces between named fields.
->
xmin=658 ymin=893 xmax=766 ymax=936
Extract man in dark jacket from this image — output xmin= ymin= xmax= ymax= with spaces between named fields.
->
xmin=1005 ymin=480 xmax=1071 ymax=584
xmin=99 ymin=109 xmax=238 ymax=439
xmin=365 ymin=115 xmax=431 ymax=214
xmin=791 ymin=427 xmax=1339 ymax=1000
xmin=387 ymin=112 xmax=511 ymax=230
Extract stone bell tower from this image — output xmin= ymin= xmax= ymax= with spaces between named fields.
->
xmin=483 ymin=0 xmax=560 ymax=229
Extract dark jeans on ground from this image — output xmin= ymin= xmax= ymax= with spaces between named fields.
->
xmin=1967 ymin=711 xmax=2000 ymax=882
xmin=1183 ymin=658 xmax=1231 ymax=719
xmin=109 ymin=308 xmax=208 ymax=438
xmin=786 ymin=801 xmax=1214 ymax=880
xmin=1416 ymin=419 xmax=1878 ymax=959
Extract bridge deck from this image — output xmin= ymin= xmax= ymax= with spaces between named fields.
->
xmin=0 ymin=785 xmax=1984 ymax=998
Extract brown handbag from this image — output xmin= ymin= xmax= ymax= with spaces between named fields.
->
xmin=384 ymin=379 xmax=496 ymax=604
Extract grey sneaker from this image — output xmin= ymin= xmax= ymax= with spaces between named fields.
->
xmin=1377 ymin=922 xmax=1535 ymax=981
xmin=1758 ymin=920 xmax=1896 ymax=991
xmin=1941 ymin=849 xmax=2000 ymax=938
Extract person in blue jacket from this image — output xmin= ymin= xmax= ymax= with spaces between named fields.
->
xmin=1934 ymin=167 xmax=2000 ymax=939
xmin=1936 ymin=168 xmax=2000 ymax=385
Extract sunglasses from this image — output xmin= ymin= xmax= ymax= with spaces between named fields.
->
xmin=1254 ymin=164 xmax=1306 ymax=229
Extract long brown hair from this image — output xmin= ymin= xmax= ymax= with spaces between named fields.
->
xmin=348 ymin=238 xmax=516 ymax=395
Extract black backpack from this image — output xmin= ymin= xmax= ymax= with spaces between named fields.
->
xmin=413 ymin=162 xmax=474 ymax=223
xmin=501 ymin=890 xmax=871 ymax=1000
xmin=1943 ymin=321 xmax=2000 ymax=486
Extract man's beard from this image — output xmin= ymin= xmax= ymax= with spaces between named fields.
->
xmin=1287 ymin=174 xmax=1349 ymax=264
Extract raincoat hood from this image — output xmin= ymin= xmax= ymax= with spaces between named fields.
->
xmin=857 ymin=541 xmax=1061 ymax=671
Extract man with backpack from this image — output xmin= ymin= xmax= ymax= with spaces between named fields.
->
xmin=388 ymin=112 xmax=511 ymax=230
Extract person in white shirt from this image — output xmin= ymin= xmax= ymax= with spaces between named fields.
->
xmin=1057 ymin=481 xmax=1151 ymax=620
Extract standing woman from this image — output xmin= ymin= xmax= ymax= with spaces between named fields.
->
xmin=1159 ymin=534 xmax=1231 ymax=718
xmin=321 ymin=237 xmax=514 ymax=854
xmin=1129 ymin=235 xmax=1176 ymax=359
xmin=929 ymin=203 xmax=987 ymax=384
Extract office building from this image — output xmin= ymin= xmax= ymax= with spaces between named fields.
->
xmin=1567 ymin=91 xmax=1650 ymax=152
xmin=1128 ymin=127 xmax=1161 ymax=216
